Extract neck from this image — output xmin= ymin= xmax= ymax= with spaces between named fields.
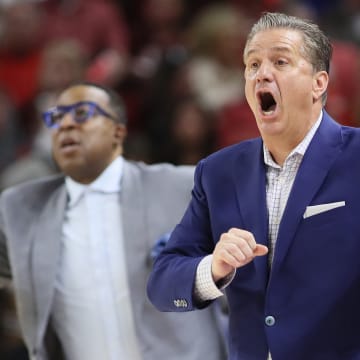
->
xmin=264 ymin=108 xmax=322 ymax=166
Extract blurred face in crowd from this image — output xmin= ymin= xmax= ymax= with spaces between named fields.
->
xmin=244 ymin=28 xmax=328 ymax=149
xmin=0 ymin=3 xmax=43 ymax=52
xmin=38 ymin=40 xmax=86 ymax=92
xmin=50 ymin=85 xmax=126 ymax=184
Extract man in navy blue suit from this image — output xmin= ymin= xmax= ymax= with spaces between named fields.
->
xmin=147 ymin=12 xmax=360 ymax=359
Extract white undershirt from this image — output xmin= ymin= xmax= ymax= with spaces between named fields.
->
xmin=51 ymin=156 xmax=141 ymax=360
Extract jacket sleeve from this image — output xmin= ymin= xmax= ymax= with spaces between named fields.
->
xmin=147 ymin=159 xmax=216 ymax=312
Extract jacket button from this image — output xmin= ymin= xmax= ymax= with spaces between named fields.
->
xmin=265 ymin=315 xmax=275 ymax=326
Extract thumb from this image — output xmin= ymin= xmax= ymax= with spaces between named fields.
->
xmin=253 ymin=244 xmax=268 ymax=257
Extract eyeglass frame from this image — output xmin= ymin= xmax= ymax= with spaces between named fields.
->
xmin=42 ymin=100 xmax=118 ymax=129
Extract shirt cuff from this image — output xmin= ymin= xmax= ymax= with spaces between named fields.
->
xmin=194 ymin=254 xmax=235 ymax=302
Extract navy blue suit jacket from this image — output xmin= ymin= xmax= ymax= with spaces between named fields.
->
xmin=147 ymin=111 xmax=360 ymax=359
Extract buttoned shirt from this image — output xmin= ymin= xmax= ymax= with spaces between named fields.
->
xmin=194 ymin=113 xmax=323 ymax=359
xmin=195 ymin=111 xmax=323 ymax=299
xmin=51 ymin=156 xmax=141 ymax=360
xmin=265 ymin=113 xmax=321 ymax=264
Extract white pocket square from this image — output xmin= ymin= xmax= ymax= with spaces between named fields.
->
xmin=303 ymin=201 xmax=345 ymax=219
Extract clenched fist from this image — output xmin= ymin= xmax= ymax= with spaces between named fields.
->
xmin=212 ymin=228 xmax=268 ymax=282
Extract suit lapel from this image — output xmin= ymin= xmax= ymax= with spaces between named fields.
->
xmin=31 ymin=184 xmax=67 ymax=345
xmin=234 ymin=139 xmax=269 ymax=281
xmin=272 ymin=112 xmax=343 ymax=271
xmin=120 ymin=161 xmax=148 ymax=322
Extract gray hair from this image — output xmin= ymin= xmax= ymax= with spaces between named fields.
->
xmin=244 ymin=12 xmax=332 ymax=104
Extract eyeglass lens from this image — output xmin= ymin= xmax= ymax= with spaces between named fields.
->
xmin=50 ymin=103 xmax=94 ymax=127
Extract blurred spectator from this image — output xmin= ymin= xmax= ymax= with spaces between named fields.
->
xmin=123 ymin=0 xmax=188 ymax=116
xmin=322 ymin=0 xmax=360 ymax=45
xmin=130 ymin=0 xmax=187 ymax=73
xmin=41 ymin=0 xmax=130 ymax=87
xmin=0 ymin=1 xmax=44 ymax=139
xmin=120 ymin=0 xmax=189 ymax=162
xmin=0 ymin=38 xmax=88 ymax=190
xmin=37 ymin=39 xmax=87 ymax=99
xmin=215 ymin=100 xmax=260 ymax=149
xmin=326 ymin=40 xmax=360 ymax=126
xmin=285 ymin=0 xmax=360 ymax=46
xmin=0 ymin=89 xmax=24 ymax=173
xmin=162 ymin=97 xmax=215 ymax=165
xmin=230 ymin=0 xmax=284 ymax=19
xmin=178 ymin=4 xmax=250 ymax=113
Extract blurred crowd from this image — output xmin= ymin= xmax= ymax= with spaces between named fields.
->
xmin=0 ymin=0 xmax=359 ymax=187
xmin=0 ymin=0 xmax=359 ymax=358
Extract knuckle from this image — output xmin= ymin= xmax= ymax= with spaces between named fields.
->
xmin=228 ymin=227 xmax=239 ymax=235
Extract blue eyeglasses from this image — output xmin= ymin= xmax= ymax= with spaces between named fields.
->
xmin=42 ymin=101 xmax=117 ymax=129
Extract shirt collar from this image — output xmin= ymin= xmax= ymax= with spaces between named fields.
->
xmin=263 ymin=110 xmax=323 ymax=168
xmin=66 ymin=156 xmax=124 ymax=207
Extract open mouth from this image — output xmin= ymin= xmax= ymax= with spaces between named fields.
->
xmin=259 ymin=92 xmax=277 ymax=115
xmin=60 ymin=138 xmax=79 ymax=149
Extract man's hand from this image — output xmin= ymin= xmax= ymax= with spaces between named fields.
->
xmin=212 ymin=228 xmax=268 ymax=282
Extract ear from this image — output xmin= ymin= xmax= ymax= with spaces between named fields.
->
xmin=312 ymin=70 xmax=329 ymax=103
xmin=114 ymin=123 xmax=127 ymax=144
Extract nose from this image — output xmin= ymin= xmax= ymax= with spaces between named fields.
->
xmin=256 ymin=61 xmax=274 ymax=83
xmin=58 ymin=111 xmax=76 ymax=129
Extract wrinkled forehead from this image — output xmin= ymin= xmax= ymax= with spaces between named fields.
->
xmin=244 ymin=28 xmax=304 ymax=61
xmin=57 ymin=85 xmax=110 ymax=108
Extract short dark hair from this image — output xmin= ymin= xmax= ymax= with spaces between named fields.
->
xmin=64 ymin=81 xmax=127 ymax=125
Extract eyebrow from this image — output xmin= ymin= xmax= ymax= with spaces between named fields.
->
xmin=245 ymin=45 xmax=294 ymax=60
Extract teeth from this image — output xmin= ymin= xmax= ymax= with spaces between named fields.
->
xmin=263 ymin=110 xmax=275 ymax=115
